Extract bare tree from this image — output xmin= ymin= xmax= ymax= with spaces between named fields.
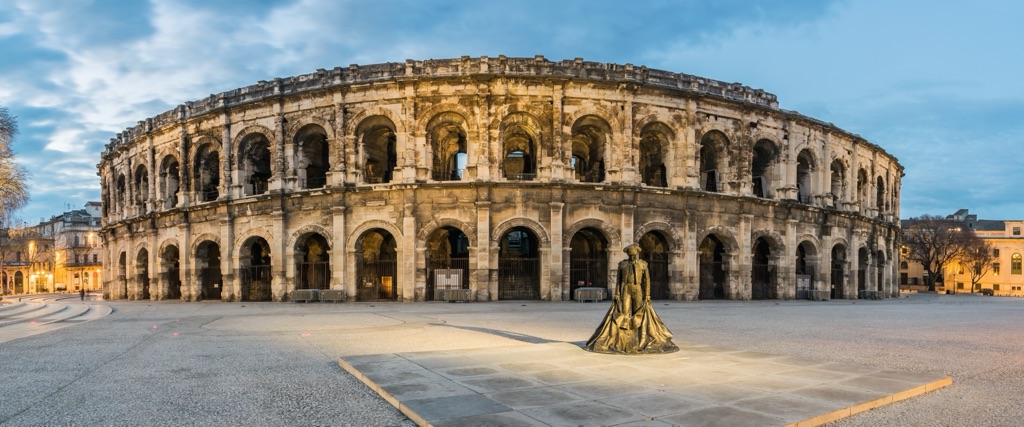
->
xmin=903 ymin=214 xmax=972 ymax=292
xmin=957 ymin=235 xmax=995 ymax=294
xmin=0 ymin=106 xmax=29 ymax=218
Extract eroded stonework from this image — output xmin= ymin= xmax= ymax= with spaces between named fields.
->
xmin=98 ymin=55 xmax=902 ymax=302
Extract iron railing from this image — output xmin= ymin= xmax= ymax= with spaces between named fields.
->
xmin=498 ymin=257 xmax=539 ymax=300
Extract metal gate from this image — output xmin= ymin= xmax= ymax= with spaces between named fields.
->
xmin=426 ymin=257 xmax=469 ymax=301
xmin=359 ymin=258 xmax=397 ymax=301
xmin=751 ymin=262 xmax=774 ymax=300
xmin=200 ymin=267 xmax=221 ymax=300
xmin=498 ymin=257 xmax=539 ymax=300
xmin=646 ymin=254 xmax=670 ymax=300
xmin=569 ymin=257 xmax=607 ymax=300
xmin=239 ymin=265 xmax=272 ymax=301
xmin=297 ymin=262 xmax=331 ymax=290
xmin=165 ymin=266 xmax=181 ymax=300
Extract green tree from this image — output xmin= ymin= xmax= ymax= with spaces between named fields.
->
xmin=0 ymin=106 xmax=29 ymax=219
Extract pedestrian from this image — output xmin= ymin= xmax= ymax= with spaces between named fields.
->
xmin=80 ymin=288 xmax=85 ymax=301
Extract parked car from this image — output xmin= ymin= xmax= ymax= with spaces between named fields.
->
xmin=980 ymin=288 xmax=994 ymax=296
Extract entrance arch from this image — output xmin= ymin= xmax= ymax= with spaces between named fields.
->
xmin=195 ymin=241 xmax=222 ymax=300
xmin=296 ymin=233 xmax=331 ymax=290
xmin=639 ymin=231 xmax=671 ymax=300
xmin=356 ymin=229 xmax=397 ymax=301
xmin=162 ymin=245 xmax=181 ymax=300
xmin=858 ymin=247 xmax=869 ymax=297
xmin=239 ymin=237 xmax=272 ymax=301
xmin=425 ymin=226 xmax=470 ymax=301
xmin=699 ymin=235 xmax=728 ymax=299
xmin=831 ymin=244 xmax=847 ymax=299
xmin=14 ymin=271 xmax=23 ymax=294
xmin=796 ymin=241 xmax=818 ymax=297
xmin=569 ymin=227 xmax=609 ymax=300
xmin=118 ymin=252 xmax=127 ymax=299
xmin=752 ymin=238 xmax=775 ymax=299
xmin=498 ymin=227 xmax=540 ymax=300
xmin=136 ymin=248 xmax=150 ymax=300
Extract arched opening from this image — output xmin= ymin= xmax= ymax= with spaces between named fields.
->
xmin=428 ymin=114 xmax=468 ymax=181
xmin=14 ymin=271 xmax=23 ymax=294
xmin=571 ymin=116 xmax=609 ymax=183
xmin=796 ymin=241 xmax=817 ymax=298
xmin=296 ymin=125 xmax=329 ymax=189
xmin=831 ymin=244 xmax=847 ymax=299
xmin=195 ymin=241 xmax=222 ymax=300
xmin=639 ymin=231 xmax=671 ymax=300
xmin=752 ymin=238 xmax=774 ymax=300
xmin=193 ymin=144 xmax=220 ymax=202
xmin=796 ymin=150 xmax=814 ymax=204
xmin=498 ymin=227 xmax=540 ymax=300
xmin=857 ymin=168 xmax=868 ymax=208
xmin=569 ymin=227 xmax=609 ymax=300
xmin=359 ymin=117 xmax=397 ymax=184
xmin=238 ymin=134 xmax=272 ymax=195
xmin=698 ymin=235 xmax=728 ymax=299
xmin=830 ymin=160 xmax=845 ymax=204
xmin=134 ymin=165 xmax=149 ymax=212
xmin=499 ymin=114 xmax=539 ymax=181
xmin=162 ymin=245 xmax=181 ymax=300
xmin=639 ymin=123 xmax=670 ymax=187
xmin=136 ymin=248 xmax=150 ymax=300
xmin=751 ymin=139 xmax=777 ymax=198
xmin=699 ymin=131 xmax=728 ymax=192
xmin=876 ymin=176 xmax=886 ymax=213
xmin=425 ymin=227 xmax=470 ymax=301
xmin=116 ymin=174 xmax=127 ymax=212
xmin=161 ymin=155 xmax=180 ymax=209
xmin=876 ymin=250 xmax=886 ymax=293
xmin=858 ymin=247 xmax=870 ymax=297
xmin=296 ymin=233 xmax=331 ymax=290
xmin=356 ymin=229 xmax=397 ymax=301
xmin=239 ymin=237 xmax=272 ymax=301
xmin=118 ymin=252 xmax=127 ymax=298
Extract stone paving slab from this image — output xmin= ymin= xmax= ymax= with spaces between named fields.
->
xmin=339 ymin=342 xmax=951 ymax=427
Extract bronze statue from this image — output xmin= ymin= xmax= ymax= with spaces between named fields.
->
xmin=585 ymin=244 xmax=679 ymax=354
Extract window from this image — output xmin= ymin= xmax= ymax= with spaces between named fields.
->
xmin=1014 ymin=227 xmax=1021 ymax=236
xmin=93 ymin=254 xmax=98 ymax=263
xmin=900 ymin=261 xmax=908 ymax=270
xmin=994 ymin=248 xmax=1000 ymax=257
xmin=956 ymin=282 xmax=964 ymax=290
xmin=957 ymin=265 xmax=964 ymax=274
xmin=993 ymin=263 xmax=1000 ymax=276
xmin=993 ymin=284 xmax=1000 ymax=291
xmin=1013 ymin=253 xmax=1022 ymax=275
xmin=974 ymin=283 xmax=980 ymax=291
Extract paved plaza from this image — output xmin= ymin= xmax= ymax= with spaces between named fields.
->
xmin=1 ymin=292 xmax=1022 ymax=426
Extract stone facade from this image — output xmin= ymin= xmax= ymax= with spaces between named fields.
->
xmin=98 ymin=55 xmax=903 ymax=302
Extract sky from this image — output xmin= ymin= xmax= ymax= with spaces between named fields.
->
xmin=0 ymin=0 xmax=1022 ymax=224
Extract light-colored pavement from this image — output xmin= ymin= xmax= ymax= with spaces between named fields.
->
xmin=0 ymin=293 xmax=1021 ymax=426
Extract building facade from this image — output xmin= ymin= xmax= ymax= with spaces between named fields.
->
xmin=902 ymin=209 xmax=1024 ymax=296
xmin=0 ymin=202 xmax=103 ymax=294
xmin=98 ymin=56 xmax=903 ymax=302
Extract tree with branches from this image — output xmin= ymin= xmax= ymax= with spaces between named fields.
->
xmin=956 ymin=235 xmax=995 ymax=294
xmin=0 ymin=106 xmax=29 ymax=219
xmin=903 ymin=214 xmax=972 ymax=292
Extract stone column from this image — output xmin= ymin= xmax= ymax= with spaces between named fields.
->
xmin=549 ymin=202 xmax=564 ymax=300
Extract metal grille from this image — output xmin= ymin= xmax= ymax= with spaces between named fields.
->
xmin=498 ymin=257 xmax=539 ymax=300
xmin=297 ymin=262 xmax=331 ymax=290
xmin=358 ymin=258 xmax=398 ymax=301
xmin=426 ymin=257 xmax=469 ymax=301
xmin=699 ymin=260 xmax=726 ymax=299
xmin=646 ymin=254 xmax=670 ymax=300
xmin=857 ymin=268 xmax=866 ymax=294
xmin=165 ymin=266 xmax=181 ymax=300
xmin=239 ymin=265 xmax=272 ymax=301
xmin=569 ymin=257 xmax=607 ymax=300
xmin=751 ymin=262 xmax=774 ymax=300
xmin=200 ymin=267 xmax=221 ymax=300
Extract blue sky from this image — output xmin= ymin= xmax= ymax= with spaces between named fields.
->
xmin=1 ymin=0 xmax=1022 ymax=223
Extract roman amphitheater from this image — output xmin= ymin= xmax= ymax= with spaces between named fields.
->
xmin=98 ymin=55 xmax=902 ymax=303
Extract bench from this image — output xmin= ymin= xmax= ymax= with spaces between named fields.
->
xmin=291 ymin=289 xmax=320 ymax=303
xmin=574 ymin=287 xmax=606 ymax=302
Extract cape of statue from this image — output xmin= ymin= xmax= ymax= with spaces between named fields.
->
xmin=585 ymin=244 xmax=679 ymax=354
